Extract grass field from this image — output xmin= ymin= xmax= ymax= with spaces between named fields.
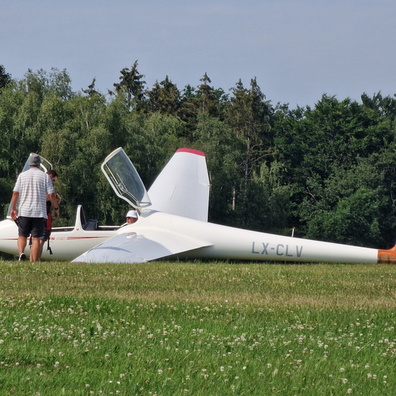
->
xmin=0 ymin=260 xmax=395 ymax=395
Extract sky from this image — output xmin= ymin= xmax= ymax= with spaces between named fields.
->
xmin=2 ymin=0 xmax=396 ymax=108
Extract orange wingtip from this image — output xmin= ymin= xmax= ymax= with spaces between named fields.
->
xmin=378 ymin=245 xmax=396 ymax=264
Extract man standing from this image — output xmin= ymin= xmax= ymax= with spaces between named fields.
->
xmin=10 ymin=154 xmax=60 ymax=262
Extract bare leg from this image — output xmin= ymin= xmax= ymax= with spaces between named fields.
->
xmin=39 ymin=240 xmax=45 ymax=256
xmin=30 ymin=237 xmax=41 ymax=262
xmin=17 ymin=236 xmax=27 ymax=255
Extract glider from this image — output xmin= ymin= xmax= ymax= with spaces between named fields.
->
xmin=1 ymin=148 xmax=396 ymax=264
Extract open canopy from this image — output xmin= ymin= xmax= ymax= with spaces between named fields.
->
xmin=101 ymin=147 xmax=151 ymax=209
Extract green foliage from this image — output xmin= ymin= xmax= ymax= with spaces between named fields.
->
xmin=0 ymin=178 xmax=13 ymax=218
xmin=1 ymin=65 xmax=396 ymax=247
xmin=146 ymin=75 xmax=181 ymax=115
xmin=299 ymin=156 xmax=396 ymax=247
xmin=112 ymin=60 xmax=146 ymax=110
xmin=0 ymin=65 xmax=11 ymax=89
xmin=244 ymin=161 xmax=294 ymax=233
xmin=191 ymin=113 xmax=244 ymax=224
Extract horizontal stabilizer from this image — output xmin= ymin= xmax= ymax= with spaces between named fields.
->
xmin=72 ymin=228 xmax=211 ymax=263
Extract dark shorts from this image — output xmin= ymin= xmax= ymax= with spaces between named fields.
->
xmin=17 ymin=217 xmax=45 ymax=239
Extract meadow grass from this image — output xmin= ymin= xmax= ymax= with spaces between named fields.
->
xmin=0 ymin=260 xmax=395 ymax=395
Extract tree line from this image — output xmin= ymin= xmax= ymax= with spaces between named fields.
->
xmin=1 ymin=62 xmax=396 ymax=250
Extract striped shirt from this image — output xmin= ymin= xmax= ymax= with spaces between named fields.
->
xmin=13 ymin=167 xmax=55 ymax=218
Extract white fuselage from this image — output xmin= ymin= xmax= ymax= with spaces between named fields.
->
xmin=135 ymin=211 xmax=379 ymax=264
xmin=0 ymin=209 xmax=380 ymax=264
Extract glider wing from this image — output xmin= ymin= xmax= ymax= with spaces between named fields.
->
xmin=72 ymin=227 xmax=211 ymax=263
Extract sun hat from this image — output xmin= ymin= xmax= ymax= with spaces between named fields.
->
xmin=126 ymin=210 xmax=138 ymax=218
xmin=29 ymin=154 xmax=41 ymax=166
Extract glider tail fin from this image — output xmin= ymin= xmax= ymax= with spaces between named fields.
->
xmin=148 ymin=148 xmax=210 ymax=221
